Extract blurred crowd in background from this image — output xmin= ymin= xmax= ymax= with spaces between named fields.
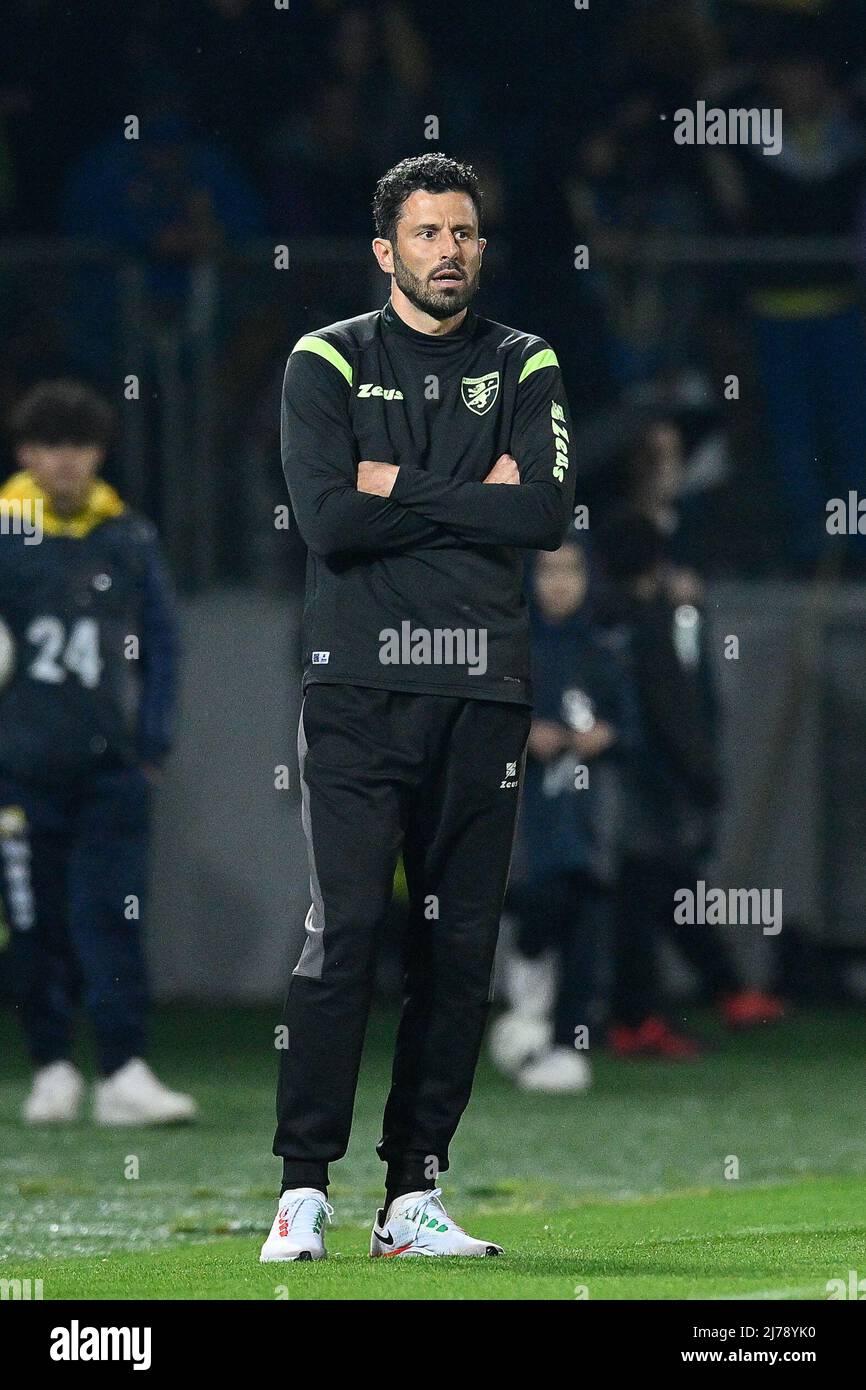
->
xmin=2 ymin=0 xmax=866 ymax=580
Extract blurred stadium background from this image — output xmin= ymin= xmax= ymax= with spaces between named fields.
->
xmin=2 ymin=0 xmax=866 ymax=1299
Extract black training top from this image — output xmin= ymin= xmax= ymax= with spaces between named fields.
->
xmin=281 ymin=298 xmax=576 ymax=707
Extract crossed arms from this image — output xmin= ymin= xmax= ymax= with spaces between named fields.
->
xmin=281 ymin=345 xmax=575 ymax=559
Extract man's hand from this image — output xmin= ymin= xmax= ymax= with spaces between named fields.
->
xmin=569 ymin=721 xmax=616 ymax=760
xmin=483 ymin=453 xmax=520 ymax=485
xmin=357 ymin=461 xmax=399 ymax=497
xmin=528 ymin=719 xmax=570 ymax=762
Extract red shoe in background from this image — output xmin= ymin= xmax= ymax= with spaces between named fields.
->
xmin=721 ymin=989 xmax=786 ymax=1029
xmin=608 ymin=1016 xmax=704 ymax=1060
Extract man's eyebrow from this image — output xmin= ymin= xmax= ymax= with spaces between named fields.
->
xmin=412 ymin=222 xmax=474 ymax=231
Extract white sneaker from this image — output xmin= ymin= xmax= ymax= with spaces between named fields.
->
xmin=488 ymin=1009 xmax=552 ymax=1076
xmin=260 ymin=1188 xmax=332 ymax=1262
xmin=517 ymin=1046 xmax=592 ymax=1094
xmin=23 ymin=1061 xmax=85 ymax=1124
xmin=370 ymin=1188 xmax=503 ymax=1258
xmin=92 ymin=1059 xmax=198 ymax=1126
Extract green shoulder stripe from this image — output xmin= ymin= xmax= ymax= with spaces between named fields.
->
xmin=518 ymin=347 xmax=559 ymax=383
xmin=291 ymin=335 xmax=353 ymax=386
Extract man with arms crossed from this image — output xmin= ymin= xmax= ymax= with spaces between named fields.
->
xmin=262 ymin=154 xmax=575 ymax=1261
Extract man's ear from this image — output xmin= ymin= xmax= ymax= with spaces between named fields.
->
xmin=479 ymin=237 xmax=487 ymax=259
xmin=372 ymin=237 xmax=393 ymax=274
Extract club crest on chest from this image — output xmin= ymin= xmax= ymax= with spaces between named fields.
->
xmin=460 ymin=371 xmax=499 ymax=416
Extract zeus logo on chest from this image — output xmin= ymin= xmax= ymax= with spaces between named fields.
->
xmin=357 ymin=383 xmax=404 ymax=400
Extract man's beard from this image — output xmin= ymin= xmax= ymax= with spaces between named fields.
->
xmin=392 ymin=248 xmax=479 ymax=321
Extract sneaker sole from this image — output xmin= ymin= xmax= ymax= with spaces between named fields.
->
xmin=93 ymin=1111 xmax=198 ymax=1127
xmin=371 ymin=1243 xmax=503 ymax=1258
xmin=23 ymin=1113 xmax=82 ymax=1125
xmin=260 ymin=1249 xmax=323 ymax=1263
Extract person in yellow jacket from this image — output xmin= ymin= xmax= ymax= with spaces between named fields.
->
xmin=0 ymin=380 xmax=197 ymax=1126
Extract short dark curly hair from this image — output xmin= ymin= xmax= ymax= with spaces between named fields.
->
xmin=9 ymin=380 xmax=115 ymax=449
xmin=372 ymin=154 xmax=482 ymax=244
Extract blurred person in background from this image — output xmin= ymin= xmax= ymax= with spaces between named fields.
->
xmin=490 ymin=540 xmax=638 ymax=1094
xmin=595 ymin=511 xmax=785 ymax=1057
xmin=0 ymin=381 xmax=196 ymax=1125
xmin=267 ymin=0 xmax=440 ymax=235
xmin=59 ymin=89 xmax=263 ymax=387
xmin=267 ymin=80 xmax=379 ymax=238
xmin=619 ymin=415 xmax=707 ymax=604
xmin=61 ymin=92 xmax=263 ymax=309
xmin=558 ymin=0 xmax=723 ymax=404
xmin=561 ymin=98 xmax=708 ymax=397
xmin=704 ymin=41 xmax=866 ymax=566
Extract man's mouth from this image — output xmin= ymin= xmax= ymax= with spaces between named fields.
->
xmin=431 ymin=269 xmax=464 ymax=284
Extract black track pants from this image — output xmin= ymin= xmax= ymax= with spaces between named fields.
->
xmin=273 ymin=683 xmax=531 ymax=1191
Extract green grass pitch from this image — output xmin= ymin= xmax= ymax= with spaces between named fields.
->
xmin=1 ymin=1006 xmax=864 ymax=1300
